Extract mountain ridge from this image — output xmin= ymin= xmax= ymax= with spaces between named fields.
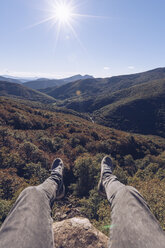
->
xmin=1 ymin=67 xmax=165 ymax=137
xmin=42 ymin=67 xmax=165 ymax=100
xmin=41 ymin=67 xmax=165 ymax=137
xmin=0 ymin=76 xmax=22 ymax=84
xmin=23 ymin=74 xmax=94 ymax=90
xmin=0 ymin=81 xmax=56 ymax=104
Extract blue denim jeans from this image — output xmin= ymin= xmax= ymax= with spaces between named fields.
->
xmin=0 ymin=178 xmax=57 ymax=248
xmin=104 ymin=175 xmax=165 ymax=248
xmin=0 ymin=176 xmax=165 ymax=248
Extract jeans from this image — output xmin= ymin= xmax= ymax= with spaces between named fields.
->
xmin=104 ymin=175 xmax=165 ymax=248
xmin=0 ymin=178 xmax=57 ymax=248
xmin=0 ymin=176 xmax=165 ymax=248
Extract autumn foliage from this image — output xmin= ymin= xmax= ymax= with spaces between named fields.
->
xmin=0 ymin=97 xmax=165 ymax=232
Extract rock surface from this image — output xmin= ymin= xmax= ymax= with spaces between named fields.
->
xmin=53 ymin=217 xmax=109 ymax=248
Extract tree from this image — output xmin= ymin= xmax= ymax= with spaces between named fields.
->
xmin=0 ymin=168 xmax=25 ymax=200
xmin=71 ymin=154 xmax=101 ymax=197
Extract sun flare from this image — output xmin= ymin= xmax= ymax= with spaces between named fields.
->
xmin=53 ymin=2 xmax=73 ymax=24
xmin=25 ymin=0 xmax=107 ymax=49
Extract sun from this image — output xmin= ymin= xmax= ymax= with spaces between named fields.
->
xmin=25 ymin=0 xmax=107 ymax=49
xmin=53 ymin=2 xmax=73 ymax=24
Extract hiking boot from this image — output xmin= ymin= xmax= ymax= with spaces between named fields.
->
xmin=98 ymin=156 xmax=114 ymax=196
xmin=50 ymin=158 xmax=65 ymax=200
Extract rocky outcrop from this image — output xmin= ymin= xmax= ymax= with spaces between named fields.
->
xmin=53 ymin=217 xmax=109 ymax=248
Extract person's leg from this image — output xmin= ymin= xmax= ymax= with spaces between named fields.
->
xmin=0 ymin=158 xmax=65 ymax=248
xmin=98 ymin=156 xmax=165 ymax=248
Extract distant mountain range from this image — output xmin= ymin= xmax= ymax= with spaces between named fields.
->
xmin=22 ymin=74 xmax=94 ymax=89
xmin=1 ymin=75 xmax=38 ymax=83
xmin=22 ymin=78 xmax=66 ymax=90
xmin=0 ymin=68 xmax=165 ymax=137
xmin=0 ymin=76 xmax=22 ymax=84
xmin=62 ymin=74 xmax=94 ymax=83
xmin=0 ymin=74 xmax=94 ymax=89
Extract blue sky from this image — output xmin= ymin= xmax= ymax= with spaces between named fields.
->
xmin=0 ymin=0 xmax=165 ymax=78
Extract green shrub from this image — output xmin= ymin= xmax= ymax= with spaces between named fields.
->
xmin=23 ymin=162 xmax=49 ymax=182
xmin=113 ymin=166 xmax=128 ymax=184
xmin=70 ymin=154 xmax=100 ymax=197
xmin=0 ymin=169 xmax=25 ymax=200
xmin=0 ymin=199 xmax=12 ymax=226
xmin=80 ymin=187 xmax=111 ymax=236
xmin=123 ymin=154 xmax=137 ymax=176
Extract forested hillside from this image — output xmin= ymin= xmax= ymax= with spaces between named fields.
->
xmin=0 ymin=81 xmax=56 ymax=103
xmin=93 ymin=79 xmax=165 ymax=137
xmin=41 ymin=68 xmax=165 ymax=100
xmin=0 ymin=97 xmax=165 ymax=234
xmin=2 ymin=68 xmax=165 ymax=137
xmin=40 ymin=68 xmax=165 ymax=137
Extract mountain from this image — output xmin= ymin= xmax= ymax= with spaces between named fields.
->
xmin=0 ymin=76 xmax=22 ymax=84
xmin=41 ymin=67 xmax=165 ymax=137
xmin=92 ymin=78 xmax=165 ymax=137
xmin=23 ymin=74 xmax=94 ymax=90
xmin=40 ymin=77 xmax=99 ymax=99
xmin=62 ymin=74 xmax=94 ymax=83
xmin=0 ymin=81 xmax=56 ymax=103
xmin=23 ymin=78 xmax=66 ymax=90
xmin=2 ymin=75 xmax=40 ymax=83
xmin=42 ymin=68 xmax=165 ymax=101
